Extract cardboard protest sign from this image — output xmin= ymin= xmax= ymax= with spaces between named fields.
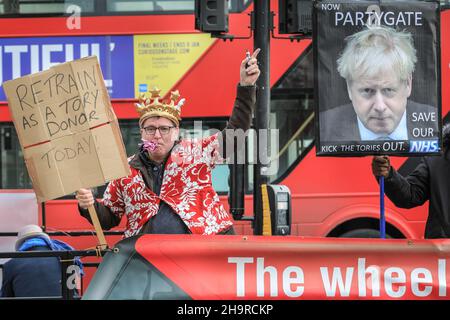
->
xmin=314 ymin=0 xmax=441 ymax=156
xmin=3 ymin=56 xmax=130 ymax=202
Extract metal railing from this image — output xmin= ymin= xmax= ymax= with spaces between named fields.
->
xmin=0 ymin=200 xmax=124 ymax=299
xmin=0 ymin=249 xmax=110 ymax=300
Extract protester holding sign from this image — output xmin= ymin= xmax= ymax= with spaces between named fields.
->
xmin=320 ymin=26 xmax=437 ymax=143
xmin=76 ymin=49 xmax=261 ymax=237
xmin=2 ymin=56 xmax=130 ymax=203
xmin=372 ymin=123 xmax=450 ymax=238
xmin=3 ymin=56 xmax=131 ymax=248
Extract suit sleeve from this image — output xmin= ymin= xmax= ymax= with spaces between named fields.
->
xmin=383 ymin=158 xmax=431 ymax=208
xmin=201 ymin=85 xmax=256 ymax=168
xmin=78 ymin=202 xmax=121 ymax=230
xmin=224 ymin=85 xmax=256 ymax=131
xmin=220 ymin=84 xmax=256 ymax=159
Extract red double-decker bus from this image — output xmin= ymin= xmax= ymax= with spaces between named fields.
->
xmin=0 ymin=0 xmax=449 ymax=257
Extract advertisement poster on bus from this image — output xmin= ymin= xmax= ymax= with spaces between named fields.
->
xmin=134 ymin=33 xmax=215 ymax=98
xmin=0 ymin=34 xmax=216 ymax=101
xmin=314 ymin=0 xmax=441 ymax=156
xmin=0 ymin=35 xmax=134 ymax=100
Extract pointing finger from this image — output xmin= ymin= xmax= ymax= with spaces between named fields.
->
xmin=252 ymin=48 xmax=261 ymax=59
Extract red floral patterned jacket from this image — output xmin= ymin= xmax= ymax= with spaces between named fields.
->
xmin=101 ymin=133 xmax=232 ymax=238
xmin=78 ymin=85 xmax=255 ymax=237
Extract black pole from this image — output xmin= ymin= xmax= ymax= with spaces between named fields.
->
xmin=253 ymin=0 xmax=271 ymax=235
xmin=41 ymin=202 xmax=46 ymax=232
xmin=229 ymin=136 xmax=245 ymax=220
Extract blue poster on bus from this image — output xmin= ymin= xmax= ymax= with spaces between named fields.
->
xmin=0 ymin=35 xmax=134 ymax=100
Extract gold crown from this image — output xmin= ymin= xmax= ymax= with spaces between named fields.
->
xmin=135 ymin=87 xmax=185 ymax=127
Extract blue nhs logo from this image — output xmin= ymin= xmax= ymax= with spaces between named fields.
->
xmin=409 ymin=140 xmax=439 ymax=153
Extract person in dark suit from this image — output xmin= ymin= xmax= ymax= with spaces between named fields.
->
xmin=371 ymin=123 xmax=450 ymax=238
xmin=320 ymin=26 xmax=438 ymax=142
xmin=0 ymin=225 xmax=81 ymax=298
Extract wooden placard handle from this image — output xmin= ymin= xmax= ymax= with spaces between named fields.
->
xmin=87 ymin=205 xmax=108 ymax=250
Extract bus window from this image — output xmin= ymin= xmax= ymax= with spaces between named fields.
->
xmin=0 ymin=0 xmax=95 ymax=15
xmin=0 ymin=0 xmax=251 ymax=16
xmin=244 ymin=45 xmax=314 ymax=191
xmin=106 ymin=0 xmax=251 ymax=14
xmin=106 ymin=0 xmax=195 ymax=12
xmin=244 ymin=46 xmax=314 ymax=193
xmin=269 ymin=47 xmax=314 ymax=183
xmin=179 ymin=118 xmax=229 ymax=194
xmin=116 ymin=119 xmax=141 ymax=157
xmin=0 ymin=123 xmax=32 ymax=189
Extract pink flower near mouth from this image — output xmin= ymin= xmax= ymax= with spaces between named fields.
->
xmin=142 ymin=139 xmax=157 ymax=152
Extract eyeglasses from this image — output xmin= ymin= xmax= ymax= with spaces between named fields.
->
xmin=142 ymin=125 xmax=175 ymax=136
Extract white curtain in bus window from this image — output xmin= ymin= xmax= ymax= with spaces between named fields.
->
xmin=314 ymin=0 xmax=441 ymax=157
xmin=0 ymin=191 xmax=38 ymax=275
